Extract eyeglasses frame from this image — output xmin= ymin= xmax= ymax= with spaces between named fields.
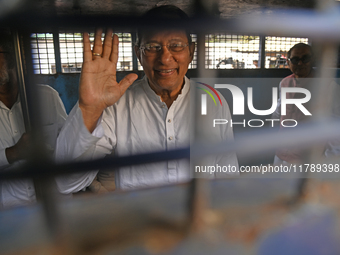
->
xmin=139 ymin=43 xmax=190 ymax=56
xmin=288 ymin=54 xmax=313 ymax=65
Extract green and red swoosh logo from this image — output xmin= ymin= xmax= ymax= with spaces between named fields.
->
xmin=196 ymin=82 xmax=223 ymax=106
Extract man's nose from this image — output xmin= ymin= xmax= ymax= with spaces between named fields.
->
xmin=158 ymin=46 xmax=174 ymax=63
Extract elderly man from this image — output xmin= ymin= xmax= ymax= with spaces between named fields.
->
xmin=55 ymin=5 xmax=238 ymax=193
xmin=273 ymin=43 xmax=340 ymax=164
xmin=0 ymin=30 xmax=67 ymax=208
xmin=272 ymin=43 xmax=314 ymax=164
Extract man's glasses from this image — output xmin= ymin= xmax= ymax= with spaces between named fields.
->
xmin=288 ymin=55 xmax=312 ymax=65
xmin=140 ymin=42 xmax=189 ymax=56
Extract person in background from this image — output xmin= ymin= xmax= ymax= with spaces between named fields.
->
xmin=0 ymin=29 xmax=67 ymax=208
xmin=273 ymin=43 xmax=340 ymax=164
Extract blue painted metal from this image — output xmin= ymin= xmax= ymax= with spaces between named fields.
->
xmin=34 ymin=72 xmax=145 ymax=113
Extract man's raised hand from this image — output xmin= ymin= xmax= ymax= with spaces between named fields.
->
xmin=79 ymin=29 xmax=138 ymax=132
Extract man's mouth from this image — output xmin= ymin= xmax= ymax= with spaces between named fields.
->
xmin=156 ymin=69 xmax=176 ymax=74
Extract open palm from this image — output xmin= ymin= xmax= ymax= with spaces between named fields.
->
xmin=79 ymin=29 xmax=138 ymax=132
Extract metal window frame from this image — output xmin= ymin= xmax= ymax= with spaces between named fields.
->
xmin=30 ymin=32 xmax=311 ymax=74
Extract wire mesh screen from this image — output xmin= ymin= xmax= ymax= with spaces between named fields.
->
xmin=188 ymin=34 xmax=197 ymax=69
xmin=89 ymin=32 xmax=133 ymax=71
xmin=116 ymin=33 xmax=133 ymax=71
xmin=30 ymin=33 xmax=56 ymax=74
xmin=265 ymin=36 xmax=309 ymax=68
xmin=59 ymin=33 xmax=83 ymax=73
xmin=205 ymin=34 xmax=260 ymax=69
xmin=31 ymin=32 xmax=133 ymax=74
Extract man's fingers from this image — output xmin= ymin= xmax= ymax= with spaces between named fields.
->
xmin=119 ymin=73 xmax=138 ymax=92
xmin=102 ymin=29 xmax=113 ymax=59
xmin=110 ymin=34 xmax=119 ymax=64
xmin=83 ymin=32 xmax=92 ymax=62
xmin=92 ymin=28 xmax=103 ymax=58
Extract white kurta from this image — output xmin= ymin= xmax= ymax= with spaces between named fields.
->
xmin=0 ymin=85 xmax=67 ymax=208
xmin=55 ymin=76 xmax=238 ymax=192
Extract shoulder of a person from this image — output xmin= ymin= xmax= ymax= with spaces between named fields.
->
xmin=281 ymin=74 xmax=295 ymax=82
xmin=36 ymin=84 xmax=59 ymax=96
xmin=280 ymin=74 xmax=295 ymax=88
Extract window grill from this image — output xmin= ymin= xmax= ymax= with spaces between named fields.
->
xmin=265 ymin=36 xmax=309 ymax=68
xmin=31 ymin=32 xmax=133 ymax=74
xmin=30 ymin=33 xmax=56 ymax=74
xmin=188 ymin=34 xmax=197 ymax=69
xmin=30 ymin=33 xmax=311 ymax=72
xmin=116 ymin=33 xmax=133 ymax=71
xmin=89 ymin=32 xmax=133 ymax=72
xmin=205 ymin=34 xmax=260 ymax=69
xmin=59 ymin=32 xmax=83 ymax=73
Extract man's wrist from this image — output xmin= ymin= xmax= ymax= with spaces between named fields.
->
xmin=79 ymin=103 xmax=104 ymax=133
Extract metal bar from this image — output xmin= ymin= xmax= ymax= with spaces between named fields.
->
xmin=12 ymin=30 xmax=30 ymax=131
xmin=131 ymin=32 xmax=138 ymax=71
xmin=1 ymin=10 xmax=340 ymax=40
xmin=0 ymin=116 xmax=339 ymax=180
xmin=17 ymin=31 xmax=64 ymax=245
xmin=0 ymin=147 xmax=190 ymax=180
xmin=53 ymin=31 xmax=62 ymax=73
xmin=259 ymin=35 xmax=266 ymax=69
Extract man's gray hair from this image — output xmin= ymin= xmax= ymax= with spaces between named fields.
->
xmin=136 ymin=5 xmax=192 ymax=47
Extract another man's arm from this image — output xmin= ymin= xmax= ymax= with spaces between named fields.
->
xmin=0 ymin=134 xmax=31 ymax=169
xmin=4 ymin=133 xmax=30 ymax=164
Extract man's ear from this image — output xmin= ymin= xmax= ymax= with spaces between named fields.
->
xmin=134 ymin=45 xmax=141 ymax=63
xmin=189 ymin=42 xmax=195 ymax=61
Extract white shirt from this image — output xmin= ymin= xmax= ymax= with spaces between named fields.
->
xmin=272 ymin=76 xmax=340 ymax=164
xmin=55 ymin=76 xmax=238 ymax=192
xmin=0 ymin=85 xmax=67 ymax=208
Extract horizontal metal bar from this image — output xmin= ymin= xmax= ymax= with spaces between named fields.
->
xmin=2 ymin=8 xmax=340 ymax=40
xmin=1 ymin=118 xmax=340 ymax=180
xmin=236 ymin=8 xmax=340 ymax=40
xmin=0 ymin=148 xmax=190 ymax=180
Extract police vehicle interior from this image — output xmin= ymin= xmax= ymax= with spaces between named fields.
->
xmin=1 ymin=0 xmax=340 ymax=254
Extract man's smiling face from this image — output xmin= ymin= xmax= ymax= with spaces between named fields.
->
xmin=135 ymin=30 xmax=195 ymax=94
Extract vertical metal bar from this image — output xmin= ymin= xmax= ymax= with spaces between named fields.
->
xmin=53 ymin=31 xmax=62 ymax=73
xmin=259 ymin=35 xmax=266 ymax=69
xmin=296 ymin=0 xmax=338 ymax=200
xmin=188 ymin=30 xmax=211 ymax=232
xmin=132 ymin=32 xmax=138 ymax=71
xmin=21 ymin=30 xmax=69 ymax=252
xmin=12 ymin=30 xmax=31 ymax=132
xmin=196 ymin=33 xmax=206 ymax=76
